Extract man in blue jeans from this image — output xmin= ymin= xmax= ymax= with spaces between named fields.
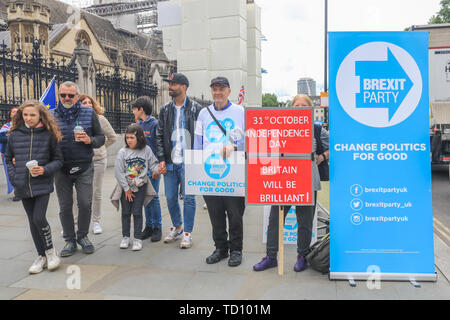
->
xmin=132 ymin=96 xmax=162 ymax=242
xmin=156 ymin=73 xmax=202 ymax=249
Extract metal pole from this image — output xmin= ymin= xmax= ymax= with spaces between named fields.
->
xmin=324 ymin=0 xmax=329 ymax=127
xmin=278 ymin=206 xmax=284 ymax=275
xmin=324 ymin=0 xmax=328 ymax=92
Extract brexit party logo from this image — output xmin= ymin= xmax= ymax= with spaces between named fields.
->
xmin=206 ymin=118 xmax=235 ymax=143
xmin=204 ymin=153 xmax=231 ymax=180
xmin=336 ymin=42 xmax=422 ymax=127
xmin=284 ymin=207 xmax=298 ymax=231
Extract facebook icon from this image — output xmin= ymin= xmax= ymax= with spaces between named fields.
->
xmin=350 ymin=184 xmax=363 ymax=197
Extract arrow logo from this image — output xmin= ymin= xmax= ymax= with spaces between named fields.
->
xmin=355 ymin=48 xmax=413 ymax=121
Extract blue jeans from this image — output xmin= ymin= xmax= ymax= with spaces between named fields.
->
xmin=164 ymin=163 xmax=196 ymax=233
xmin=144 ymin=175 xmax=162 ymax=229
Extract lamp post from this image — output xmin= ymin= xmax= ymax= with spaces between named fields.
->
xmin=324 ymin=0 xmax=328 ymax=93
xmin=324 ymin=0 xmax=329 ymax=126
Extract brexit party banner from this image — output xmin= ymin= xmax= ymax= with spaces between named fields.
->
xmin=245 ymin=107 xmax=314 ymax=206
xmin=184 ymin=149 xmax=245 ymax=197
xmin=329 ymin=32 xmax=436 ymax=281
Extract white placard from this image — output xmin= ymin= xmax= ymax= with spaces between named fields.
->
xmin=184 ymin=149 xmax=245 ymax=196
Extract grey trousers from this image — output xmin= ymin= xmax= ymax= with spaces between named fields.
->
xmin=266 ymin=191 xmax=317 ymax=258
xmin=55 ymin=164 xmax=94 ymax=242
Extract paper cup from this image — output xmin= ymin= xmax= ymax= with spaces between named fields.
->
xmin=26 ymin=160 xmax=38 ymax=177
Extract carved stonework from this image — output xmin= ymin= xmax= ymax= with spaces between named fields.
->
xmin=72 ymin=41 xmax=96 ymax=98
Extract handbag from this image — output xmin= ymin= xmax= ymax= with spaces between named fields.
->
xmin=305 ymin=233 xmax=330 ymax=274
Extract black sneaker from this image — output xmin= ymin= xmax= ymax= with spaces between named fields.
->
xmin=60 ymin=240 xmax=77 ymax=257
xmin=12 ymin=196 xmax=20 ymax=202
xmin=151 ymin=228 xmax=162 ymax=242
xmin=141 ymin=226 xmax=153 ymax=240
xmin=228 ymin=251 xmax=242 ymax=267
xmin=77 ymin=237 xmax=95 ymax=254
xmin=206 ymin=249 xmax=229 ymax=264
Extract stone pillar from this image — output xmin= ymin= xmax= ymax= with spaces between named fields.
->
xmin=72 ymin=40 xmax=96 ymax=98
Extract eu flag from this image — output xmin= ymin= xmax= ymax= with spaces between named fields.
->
xmin=40 ymin=77 xmax=56 ymax=110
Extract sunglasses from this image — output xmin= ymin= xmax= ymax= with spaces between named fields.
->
xmin=60 ymin=94 xmax=76 ymax=99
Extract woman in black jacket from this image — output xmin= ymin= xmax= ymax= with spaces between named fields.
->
xmin=6 ymin=100 xmax=64 ymax=274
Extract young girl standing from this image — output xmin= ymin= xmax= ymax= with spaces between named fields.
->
xmin=6 ymin=100 xmax=63 ymax=274
xmin=114 ymin=124 xmax=159 ymax=251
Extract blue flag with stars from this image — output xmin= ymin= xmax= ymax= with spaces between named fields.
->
xmin=40 ymin=77 xmax=56 ymax=110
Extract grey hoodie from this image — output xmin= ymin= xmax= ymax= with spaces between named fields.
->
xmin=114 ymin=145 xmax=158 ymax=192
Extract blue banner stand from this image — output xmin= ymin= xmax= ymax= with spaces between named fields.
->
xmin=329 ymin=32 xmax=436 ymax=283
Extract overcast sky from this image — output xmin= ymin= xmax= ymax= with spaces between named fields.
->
xmin=63 ymin=0 xmax=442 ymax=101
xmin=256 ymin=0 xmax=442 ymax=101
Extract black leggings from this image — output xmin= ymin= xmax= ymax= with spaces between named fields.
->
xmin=22 ymin=194 xmax=53 ymax=257
xmin=120 ymin=185 xmax=146 ymax=240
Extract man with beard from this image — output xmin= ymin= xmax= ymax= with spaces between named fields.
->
xmin=51 ymin=81 xmax=105 ymax=257
xmin=156 ymin=73 xmax=202 ymax=249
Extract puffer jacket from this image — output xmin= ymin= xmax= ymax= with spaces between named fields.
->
xmin=51 ymin=101 xmax=105 ymax=169
xmin=5 ymin=124 xmax=63 ymax=199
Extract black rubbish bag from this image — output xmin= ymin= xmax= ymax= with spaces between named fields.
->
xmin=305 ymin=233 xmax=330 ymax=274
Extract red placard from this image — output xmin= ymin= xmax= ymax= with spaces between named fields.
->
xmin=246 ymin=108 xmax=313 ymax=155
xmin=246 ymin=157 xmax=313 ymax=205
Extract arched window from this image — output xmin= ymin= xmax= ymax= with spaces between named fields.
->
xmin=75 ymin=30 xmax=92 ymax=47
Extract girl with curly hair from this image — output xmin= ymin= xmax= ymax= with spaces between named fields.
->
xmin=6 ymin=100 xmax=64 ymax=274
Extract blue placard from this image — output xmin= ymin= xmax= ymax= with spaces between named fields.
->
xmin=329 ymin=32 xmax=435 ymax=279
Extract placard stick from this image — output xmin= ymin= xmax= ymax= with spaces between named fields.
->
xmin=278 ymin=206 xmax=284 ymax=275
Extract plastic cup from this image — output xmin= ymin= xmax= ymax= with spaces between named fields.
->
xmin=74 ymin=125 xmax=84 ymax=141
xmin=26 ymin=160 xmax=38 ymax=177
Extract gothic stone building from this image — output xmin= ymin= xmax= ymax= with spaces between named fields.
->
xmin=0 ymin=0 xmax=173 ymax=117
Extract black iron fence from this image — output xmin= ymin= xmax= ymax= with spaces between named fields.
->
xmin=0 ymin=39 xmax=77 ymax=124
xmin=96 ymin=64 xmax=157 ymax=132
xmin=0 ymin=40 xmax=158 ymax=133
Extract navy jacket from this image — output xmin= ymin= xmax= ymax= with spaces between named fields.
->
xmin=137 ymin=115 xmax=158 ymax=156
xmin=5 ymin=125 xmax=63 ymax=199
xmin=51 ymin=102 xmax=105 ymax=169
xmin=0 ymin=122 xmax=11 ymax=154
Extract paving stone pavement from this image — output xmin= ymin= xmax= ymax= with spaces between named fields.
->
xmin=0 ymin=165 xmax=449 ymax=300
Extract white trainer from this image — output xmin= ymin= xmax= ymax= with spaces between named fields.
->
xmin=163 ymin=227 xmax=183 ymax=243
xmin=180 ymin=232 xmax=192 ymax=249
xmin=92 ymin=222 xmax=102 ymax=235
xmin=28 ymin=256 xmax=47 ymax=274
xmin=120 ymin=237 xmax=130 ymax=249
xmin=132 ymin=239 xmax=143 ymax=251
xmin=45 ymin=248 xmax=61 ymax=271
